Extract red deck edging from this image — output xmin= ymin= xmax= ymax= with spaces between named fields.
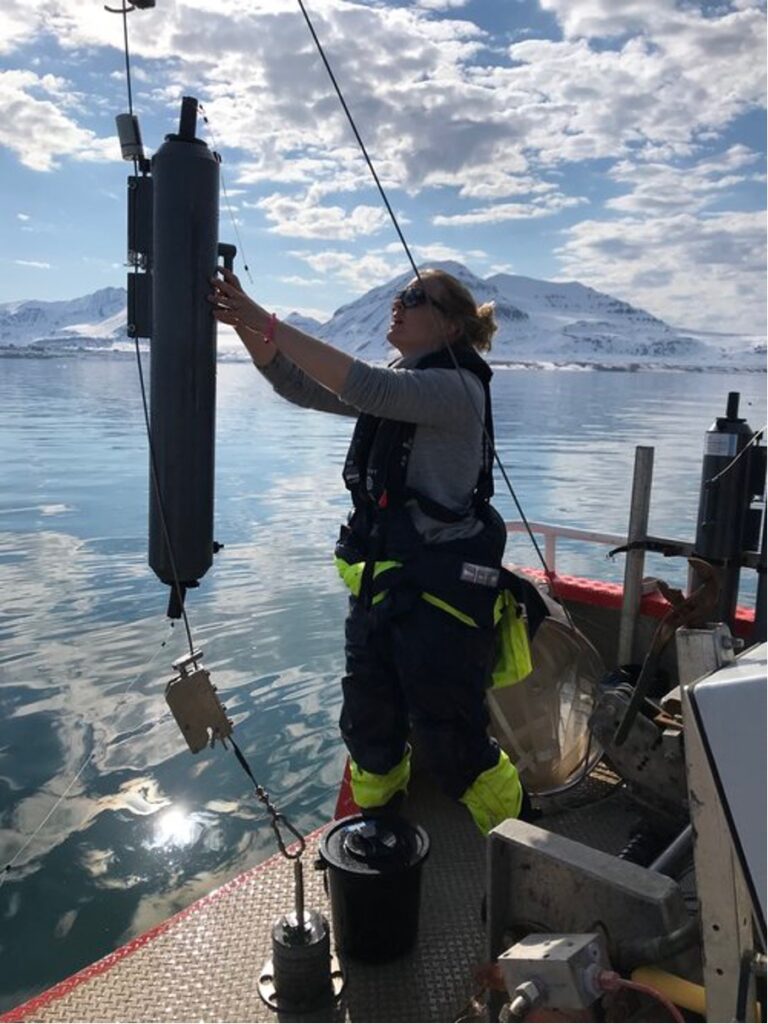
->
xmin=523 ymin=569 xmax=755 ymax=640
xmin=1 ymin=826 xmax=325 ymax=1023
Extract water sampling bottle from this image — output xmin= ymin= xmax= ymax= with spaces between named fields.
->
xmin=118 ymin=96 xmax=232 ymax=617
xmin=691 ymin=392 xmax=766 ymax=628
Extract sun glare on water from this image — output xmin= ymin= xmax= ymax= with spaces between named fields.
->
xmin=149 ymin=808 xmax=200 ymax=850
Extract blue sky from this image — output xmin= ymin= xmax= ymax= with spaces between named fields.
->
xmin=1 ymin=0 xmax=765 ymax=334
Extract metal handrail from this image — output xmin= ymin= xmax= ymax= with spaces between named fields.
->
xmin=503 ymin=520 xmax=626 ymax=575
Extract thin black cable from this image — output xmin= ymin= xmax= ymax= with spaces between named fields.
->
xmin=296 ymin=0 xmax=569 ymax=612
xmin=121 ymin=3 xmax=134 ymax=116
xmin=198 ymin=104 xmax=255 ymax=287
xmin=133 ymin=338 xmax=197 ymax=658
xmin=297 ymin=0 xmax=420 ymax=281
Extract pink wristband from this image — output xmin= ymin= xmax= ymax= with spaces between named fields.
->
xmin=264 ymin=312 xmax=278 ymax=345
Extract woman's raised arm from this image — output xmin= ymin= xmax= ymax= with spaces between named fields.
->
xmin=209 ymin=268 xmax=353 ymax=395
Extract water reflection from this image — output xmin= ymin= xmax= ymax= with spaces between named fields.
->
xmin=146 ymin=807 xmax=204 ymax=851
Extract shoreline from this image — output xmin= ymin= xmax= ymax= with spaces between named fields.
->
xmin=1 ymin=347 xmax=764 ymax=374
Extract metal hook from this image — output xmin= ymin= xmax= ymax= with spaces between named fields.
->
xmin=270 ymin=813 xmax=307 ymax=861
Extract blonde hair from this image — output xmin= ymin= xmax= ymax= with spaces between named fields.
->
xmin=420 ymin=268 xmax=497 ymax=353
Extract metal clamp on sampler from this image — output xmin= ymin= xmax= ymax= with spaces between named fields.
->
xmin=165 ymin=650 xmax=233 ymax=753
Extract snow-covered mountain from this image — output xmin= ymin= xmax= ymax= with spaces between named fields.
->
xmin=0 ymin=288 xmax=127 ymax=351
xmin=312 ymin=262 xmax=528 ymax=359
xmin=1 ymin=265 xmax=764 ymax=370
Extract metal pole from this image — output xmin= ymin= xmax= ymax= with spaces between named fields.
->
xmin=649 ymin=824 xmax=693 ymax=877
xmin=618 ymin=447 xmax=655 ymax=667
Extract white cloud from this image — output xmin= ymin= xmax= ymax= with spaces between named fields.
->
xmin=0 ymin=0 xmax=763 ymax=331
xmin=0 ymin=2 xmax=43 ymax=54
xmin=434 ymin=193 xmax=585 ymax=226
xmin=278 ymin=274 xmax=325 ymax=286
xmin=17 ymin=213 xmax=30 ymax=221
xmin=287 ymin=240 xmax=489 ymax=291
xmin=499 ymin=14 xmax=766 ymax=165
xmin=289 ymin=248 xmax=402 ymax=291
xmin=14 ymin=259 xmax=52 ymax=269
xmin=407 ymin=242 xmax=489 ymax=263
xmin=0 ymin=69 xmax=118 ymax=171
xmin=605 ymin=145 xmax=765 ymax=216
xmin=554 ymin=143 xmax=767 ymax=332
xmin=416 ymin=0 xmax=471 ymax=9
xmin=3 ymin=1 xmax=764 ymax=201
xmin=557 ymin=208 xmax=766 ymax=334
xmin=257 ymin=191 xmax=390 ymax=240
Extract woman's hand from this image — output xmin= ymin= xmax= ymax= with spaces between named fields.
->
xmin=208 ymin=267 xmax=263 ymax=328
xmin=210 ymin=266 xmax=352 ymax=393
xmin=208 ymin=267 xmax=276 ymax=367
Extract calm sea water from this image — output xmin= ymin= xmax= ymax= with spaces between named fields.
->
xmin=0 ymin=357 xmax=764 ymax=1010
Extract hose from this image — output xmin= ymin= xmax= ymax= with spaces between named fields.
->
xmin=616 ymin=914 xmax=701 ymax=969
xmin=631 ymin=967 xmax=705 ymax=1017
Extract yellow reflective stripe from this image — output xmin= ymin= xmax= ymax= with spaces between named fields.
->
xmin=350 ymin=749 xmax=411 ymax=809
xmin=334 ymin=557 xmax=402 ymax=598
xmin=375 ymin=559 xmax=401 ymax=576
xmin=420 ymin=592 xmax=478 ymax=628
xmin=460 ymin=750 xmax=522 ymax=834
xmin=491 ymin=591 xmax=533 ymax=689
xmin=334 ymin=556 xmax=364 ymax=596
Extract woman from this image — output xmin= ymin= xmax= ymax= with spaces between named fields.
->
xmin=209 ymin=267 xmax=531 ymax=833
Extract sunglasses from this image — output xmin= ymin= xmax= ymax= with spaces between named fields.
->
xmin=395 ymin=285 xmax=447 ymax=314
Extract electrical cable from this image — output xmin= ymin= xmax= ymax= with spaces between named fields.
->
xmin=295 ymin=0 xmax=573 ymax=624
xmin=598 ymin=971 xmax=685 ymax=1022
xmin=121 ymin=3 xmax=134 ymax=116
xmin=706 ymin=424 xmax=765 ymax=486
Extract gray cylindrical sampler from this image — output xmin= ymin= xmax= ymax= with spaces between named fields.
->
xmin=149 ymin=97 xmax=219 ymax=588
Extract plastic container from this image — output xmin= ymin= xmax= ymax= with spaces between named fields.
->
xmin=318 ymin=815 xmax=430 ymax=962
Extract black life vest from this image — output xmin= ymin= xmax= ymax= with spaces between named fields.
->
xmin=342 ymin=343 xmax=495 ymax=525
xmin=335 ymin=344 xmax=508 ymax=624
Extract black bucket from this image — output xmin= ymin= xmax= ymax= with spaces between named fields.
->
xmin=318 ymin=814 xmax=430 ymax=963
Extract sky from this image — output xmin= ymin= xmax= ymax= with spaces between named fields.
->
xmin=1 ymin=0 xmax=766 ymax=334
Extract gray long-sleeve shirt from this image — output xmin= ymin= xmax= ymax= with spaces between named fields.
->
xmin=259 ymin=351 xmax=487 ymax=543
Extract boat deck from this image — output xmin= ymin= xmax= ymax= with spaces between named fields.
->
xmin=4 ymin=763 xmax=641 ymax=1024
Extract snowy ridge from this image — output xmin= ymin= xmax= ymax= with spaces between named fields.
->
xmin=0 ymin=265 xmax=763 ymax=370
xmin=0 ymin=288 xmax=127 ymax=350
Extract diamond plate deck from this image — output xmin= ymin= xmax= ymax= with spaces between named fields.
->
xmin=3 ymin=766 xmax=648 ymax=1024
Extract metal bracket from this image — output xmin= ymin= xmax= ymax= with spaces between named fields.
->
xmin=165 ymin=653 xmax=232 ymax=753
